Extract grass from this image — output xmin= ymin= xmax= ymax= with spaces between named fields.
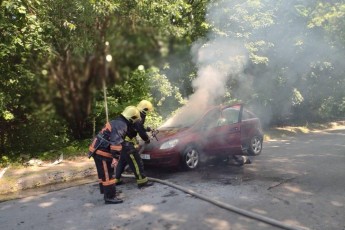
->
xmin=0 ymin=139 xmax=91 ymax=168
xmin=39 ymin=139 xmax=90 ymax=161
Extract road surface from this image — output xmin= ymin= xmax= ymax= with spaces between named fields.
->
xmin=0 ymin=128 xmax=344 ymax=230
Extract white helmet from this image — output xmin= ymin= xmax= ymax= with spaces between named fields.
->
xmin=121 ymin=106 xmax=141 ymax=123
xmin=137 ymin=100 xmax=153 ymax=115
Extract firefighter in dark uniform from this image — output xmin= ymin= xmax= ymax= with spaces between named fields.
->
xmin=88 ymin=106 xmax=141 ymax=204
xmin=115 ymin=100 xmax=154 ymax=189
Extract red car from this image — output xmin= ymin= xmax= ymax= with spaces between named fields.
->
xmin=139 ymin=103 xmax=263 ymax=170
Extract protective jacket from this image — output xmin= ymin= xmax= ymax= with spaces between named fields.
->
xmin=126 ymin=111 xmax=150 ymax=142
xmin=115 ymin=111 xmax=150 ymax=186
xmin=89 ymin=115 xmax=131 ymax=159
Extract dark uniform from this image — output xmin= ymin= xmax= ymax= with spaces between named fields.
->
xmin=115 ymin=111 xmax=153 ymax=188
xmin=88 ymin=115 xmax=131 ymax=204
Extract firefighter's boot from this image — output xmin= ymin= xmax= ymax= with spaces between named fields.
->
xmin=99 ymin=182 xmax=104 ymax=194
xmin=115 ymin=178 xmax=125 ymax=186
xmin=138 ymin=181 xmax=154 ymax=189
xmin=104 ymin=194 xmax=123 ymax=204
xmin=103 ymin=185 xmax=123 ymax=204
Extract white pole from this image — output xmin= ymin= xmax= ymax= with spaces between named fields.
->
xmin=102 ymin=78 xmax=109 ymax=123
xmin=103 ymin=41 xmax=112 ymax=123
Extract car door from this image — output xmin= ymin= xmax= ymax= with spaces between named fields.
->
xmin=201 ymin=105 xmax=243 ymax=156
xmin=240 ymin=109 xmax=261 ymax=145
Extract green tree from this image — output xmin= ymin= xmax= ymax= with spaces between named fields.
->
xmin=202 ymin=0 xmax=345 ymax=125
xmin=0 ymin=0 xmax=62 ymax=158
xmin=39 ymin=0 xmax=204 ymax=138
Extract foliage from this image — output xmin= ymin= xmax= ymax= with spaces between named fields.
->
xmin=104 ymin=66 xmax=185 ymax=129
xmin=1 ymin=0 xmax=345 ymax=164
xmin=0 ymin=105 xmax=70 ymax=164
xmin=39 ymin=139 xmax=90 ymax=161
xmin=201 ymin=0 xmax=345 ymax=125
xmin=146 ymin=67 xmax=186 ymax=116
xmin=306 ymin=2 xmax=345 ymax=45
xmin=0 ymin=0 xmax=60 ymax=158
xmin=36 ymin=0 xmax=203 ymax=139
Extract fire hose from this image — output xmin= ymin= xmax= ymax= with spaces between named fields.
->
xmin=122 ymin=174 xmax=304 ymax=230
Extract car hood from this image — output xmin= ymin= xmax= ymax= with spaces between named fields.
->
xmin=140 ymin=127 xmax=190 ymax=151
xmin=158 ymin=127 xmax=189 ymax=138
xmin=154 ymin=127 xmax=192 ymax=143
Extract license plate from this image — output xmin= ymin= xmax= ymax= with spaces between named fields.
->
xmin=140 ymin=154 xmax=150 ymax=160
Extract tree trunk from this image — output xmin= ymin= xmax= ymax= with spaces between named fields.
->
xmin=50 ymin=52 xmax=102 ymax=139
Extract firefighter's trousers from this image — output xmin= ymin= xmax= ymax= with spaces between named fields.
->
xmin=115 ymin=142 xmax=148 ymax=185
xmin=93 ymin=154 xmax=117 ymax=199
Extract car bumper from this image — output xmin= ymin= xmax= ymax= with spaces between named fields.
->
xmin=140 ymin=150 xmax=180 ymax=168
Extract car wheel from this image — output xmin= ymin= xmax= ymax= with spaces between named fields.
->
xmin=248 ymin=135 xmax=262 ymax=156
xmin=181 ymin=146 xmax=200 ymax=170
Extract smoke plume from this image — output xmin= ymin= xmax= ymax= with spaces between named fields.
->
xmin=162 ymin=0 xmax=344 ymax=127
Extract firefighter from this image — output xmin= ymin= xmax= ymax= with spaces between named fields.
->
xmin=115 ymin=100 xmax=154 ymax=189
xmin=88 ymin=106 xmax=141 ymax=204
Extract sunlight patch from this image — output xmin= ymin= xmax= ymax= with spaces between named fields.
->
xmin=251 ymin=208 xmax=267 ymax=215
xmin=269 ymin=158 xmax=290 ymax=163
xmin=39 ymin=201 xmax=54 ymax=207
xmin=205 ymin=218 xmax=230 ymax=230
xmin=331 ymin=200 xmax=343 ymax=207
xmin=283 ymin=185 xmax=313 ymax=195
xmin=161 ymin=213 xmax=184 ymax=222
xmin=137 ymin=204 xmax=155 ymax=212
xmin=282 ymin=219 xmax=309 ymax=230
xmin=83 ymin=203 xmax=95 ymax=207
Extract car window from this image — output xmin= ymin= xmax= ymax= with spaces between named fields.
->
xmin=218 ymin=107 xmax=240 ymax=125
xmin=198 ymin=109 xmax=220 ymax=130
xmin=242 ymin=110 xmax=256 ymax=120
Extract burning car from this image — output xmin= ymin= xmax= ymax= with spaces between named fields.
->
xmin=139 ymin=103 xmax=263 ymax=170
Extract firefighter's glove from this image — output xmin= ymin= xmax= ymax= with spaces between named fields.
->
xmin=111 ymin=150 xmax=120 ymax=159
xmin=111 ymin=158 xmax=118 ymax=168
xmin=146 ymin=127 xmax=152 ymax=132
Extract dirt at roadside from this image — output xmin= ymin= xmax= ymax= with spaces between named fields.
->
xmin=0 ymin=157 xmax=96 ymax=200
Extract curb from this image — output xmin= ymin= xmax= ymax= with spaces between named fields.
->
xmin=0 ymin=159 xmax=97 ymax=196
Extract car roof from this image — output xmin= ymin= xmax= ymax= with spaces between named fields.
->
xmin=207 ymin=102 xmax=243 ymax=111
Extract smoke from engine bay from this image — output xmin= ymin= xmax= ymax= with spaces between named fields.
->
xmin=161 ymin=0 xmax=344 ymax=127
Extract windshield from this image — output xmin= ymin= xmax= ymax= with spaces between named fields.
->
xmin=160 ymin=106 xmax=210 ymax=129
xmin=159 ymin=104 xmax=241 ymax=129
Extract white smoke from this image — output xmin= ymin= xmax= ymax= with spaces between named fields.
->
xmin=191 ymin=38 xmax=248 ymax=107
xmin=162 ymin=3 xmax=250 ymax=128
xmin=162 ymin=38 xmax=248 ymax=128
xmin=162 ymin=0 xmax=344 ymax=127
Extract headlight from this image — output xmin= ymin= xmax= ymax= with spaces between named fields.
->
xmin=160 ymin=139 xmax=179 ymax=150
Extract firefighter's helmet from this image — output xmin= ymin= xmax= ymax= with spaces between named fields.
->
xmin=121 ymin=106 xmax=141 ymax=123
xmin=137 ymin=100 xmax=153 ymax=114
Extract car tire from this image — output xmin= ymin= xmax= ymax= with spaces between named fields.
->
xmin=248 ymin=135 xmax=263 ymax=156
xmin=181 ymin=146 xmax=200 ymax=170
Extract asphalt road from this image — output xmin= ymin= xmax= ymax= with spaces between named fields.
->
xmin=0 ymin=128 xmax=344 ymax=230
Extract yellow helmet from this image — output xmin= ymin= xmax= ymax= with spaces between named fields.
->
xmin=121 ymin=106 xmax=141 ymax=123
xmin=137 ymin=100 xmax=153 ymax=114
